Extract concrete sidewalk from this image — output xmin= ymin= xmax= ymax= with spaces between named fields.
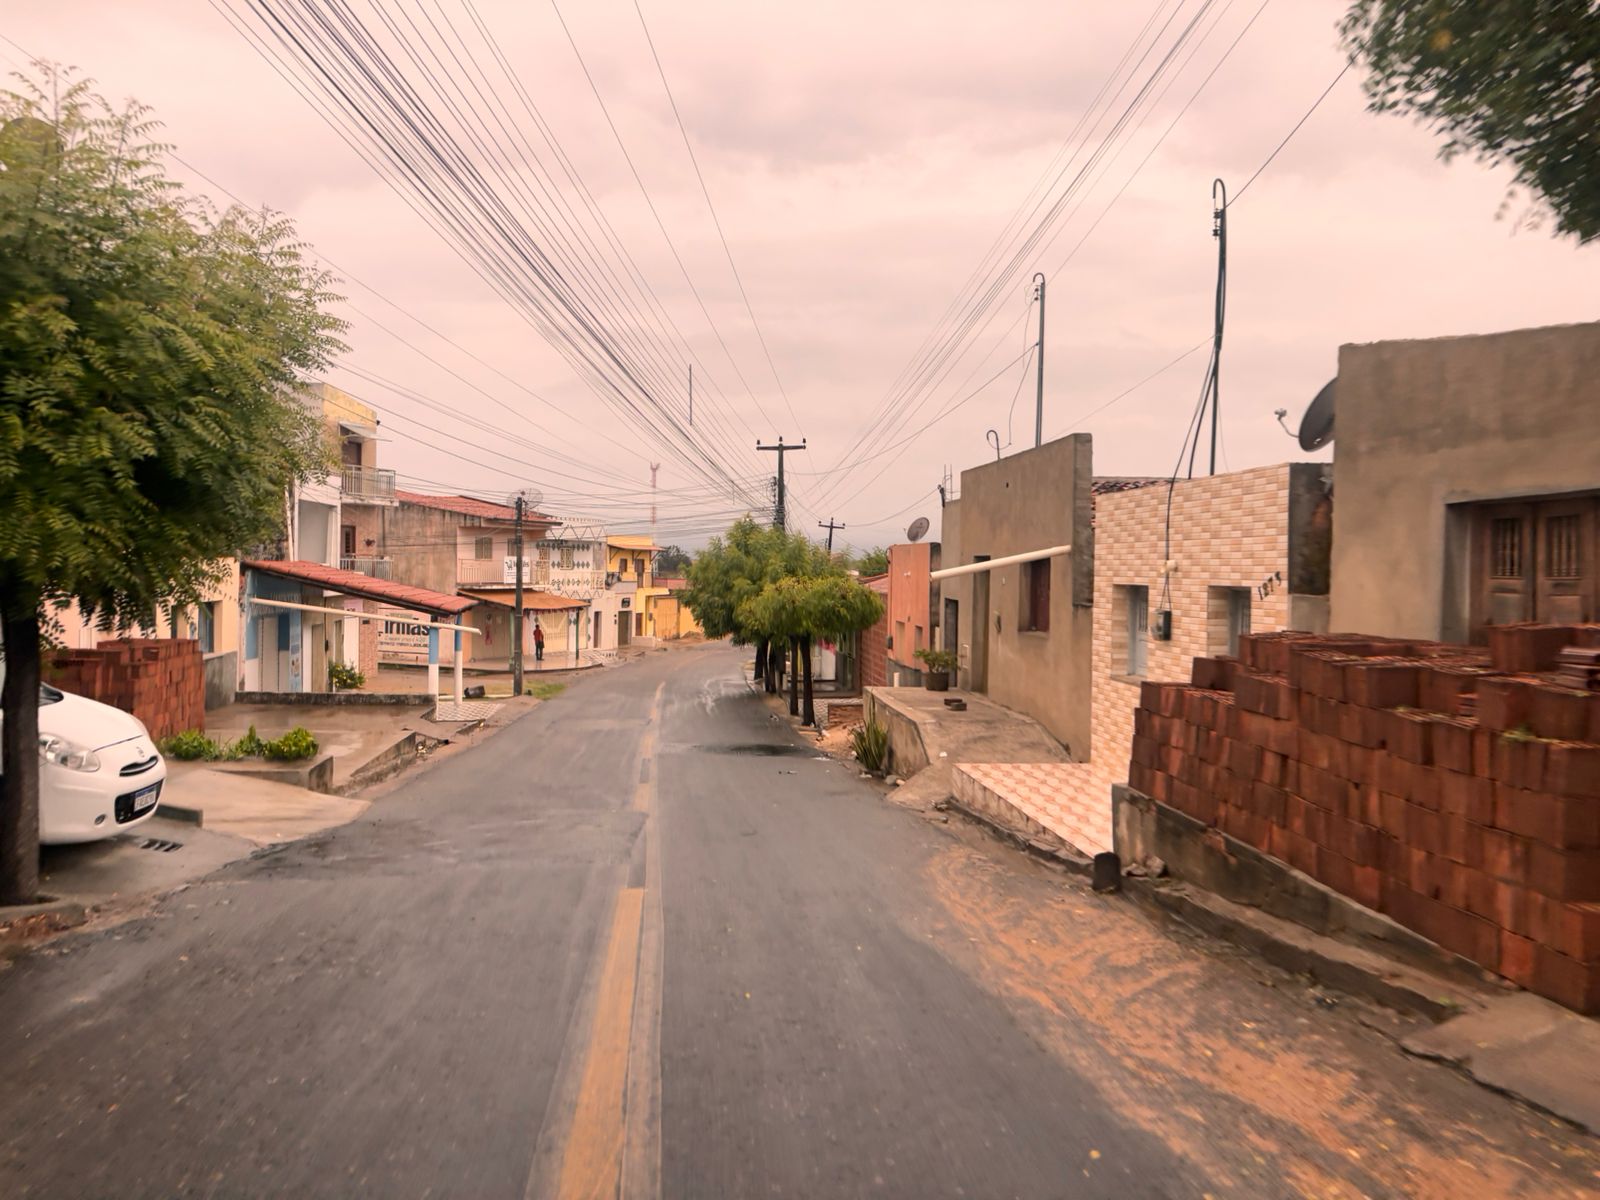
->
xmin=163 ymin=768 xmax=370 ymax=844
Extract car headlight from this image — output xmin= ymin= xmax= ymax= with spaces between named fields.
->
xmin=38 ymin=735 xmax=101 ymax=772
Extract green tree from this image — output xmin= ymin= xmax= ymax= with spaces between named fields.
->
xmin=739 ymin=573 xmax=884 ymax=726
xmin=683 ymin=518 xmax=830 ymax=694
xmin=853 ymin=546 xmax=890 ymax=577
xmin=1342 ymin=1 xmax=1600 ymax=242
xmin=654 ymin=544 xmax=690 ymax=575
xmin=0 ymin=67 xmax=342 ymax=902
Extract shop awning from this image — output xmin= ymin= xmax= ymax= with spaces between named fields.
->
xmin=459 ymin=589 xmax=587 ymax=612
xmin=243 ymin=559 xmax=476 ymax=617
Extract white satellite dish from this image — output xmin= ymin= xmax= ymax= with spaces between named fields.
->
xmin=907 ymin=516 xmax=930 ymax=543
xmin=506 ymin=486 xmax=544 ymax=512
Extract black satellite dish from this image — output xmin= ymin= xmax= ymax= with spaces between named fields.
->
xmin=906 ymin=516 xmax=930 ymax=543
xmin=1298 ymin=379 xmax=1335 ymax=451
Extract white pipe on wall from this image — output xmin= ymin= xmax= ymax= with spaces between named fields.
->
xmin=929 ymin=544 xmax=1072 ymax=581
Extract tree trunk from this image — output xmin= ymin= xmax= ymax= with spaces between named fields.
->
xmin=788 ymin=636 xmax=800 ymax=716
xmin=765 ymin=640 xmax=778 ymax=693
xmin=801 ymin=634 xmax=815 ymax=727
xmin=0 ymin=608 xmax=42 ymax=905
xmin=753 ymin=637 xmax=767 ymax=683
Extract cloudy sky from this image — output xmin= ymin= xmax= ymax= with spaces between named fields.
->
xmin=7 ymin=0 xmax=1596 ymax=553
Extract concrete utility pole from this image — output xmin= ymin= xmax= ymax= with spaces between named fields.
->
xmin=818 ymin=518 xmax=844 ymax=553
xmin=512 ymin=495 xmax=525 ymax=697
xmin=1208 ymin=178 xmax=1228 ymax=476
xmin=756 ymin=437 xmax=805 ymax=529
xmin=1033 ymin=272 xmax=1047 ymax=448
xmin=649 ymin=462 xmax=661 ymax=543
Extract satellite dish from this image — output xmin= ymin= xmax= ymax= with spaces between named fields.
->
xmin=505 ymin=486 xmax=544 ymax=512
xmin=906 ymin=516 xmax=930 ymax=543
xmin=1298 ymin=379 xmax=1335 ymax=451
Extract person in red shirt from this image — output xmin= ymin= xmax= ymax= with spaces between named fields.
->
xmin=533 ymin=620 xmax=545 ymax=663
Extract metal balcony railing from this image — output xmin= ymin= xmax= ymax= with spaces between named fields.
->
xmin=340 ymin=464 xmax=397 ymax=502
xmin=340 ymin=555 xmax=393 ymax=579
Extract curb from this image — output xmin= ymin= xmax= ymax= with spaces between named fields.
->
xmin=1121 ymin=876 xmax=1477 ymax=1023
xmin=944 ymin=795 xmax=1093 ymax=878
xmin=157 ymin=803 xmax=204 ymax=827
xmin=0 ymin=897 xmax=89 ymax=950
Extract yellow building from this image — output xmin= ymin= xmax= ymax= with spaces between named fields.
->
xmin=605 ymin=535 xmax=670 ymax=642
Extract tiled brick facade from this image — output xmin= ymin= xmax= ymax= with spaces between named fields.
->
xmin=1027 ymin=466 xmax=1309 ymax=852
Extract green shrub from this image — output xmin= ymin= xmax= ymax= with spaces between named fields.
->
xmin=850 ymin=720 xmax=889 ymax=774
xmin=913 ymin=647 xmax=958 ymax=673
xmin=159 ymin=729 xmax=223 ymax=761
xmin=262 ymin=726 xmax=319 ymax=761
xmin=328 ymin=662 xmax=365 ymax=690
xmin=233 ymin=725 xmax=265 ymax=758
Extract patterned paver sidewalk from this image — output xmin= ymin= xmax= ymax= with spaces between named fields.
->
xmin=952 ymin=762 xmax=1112 ymax=856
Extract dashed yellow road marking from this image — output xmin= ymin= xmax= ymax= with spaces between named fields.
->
xmin=555 ymin=887 xmax=645 ymax=1200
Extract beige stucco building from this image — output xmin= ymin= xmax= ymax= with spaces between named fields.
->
xmin=937 ymin=434 xmax=1095 ymax=755
xmin=950 ymin=463 xmax=1332 ymax=855
xmin=1329 ymin=322 xmax=1600 ymax=641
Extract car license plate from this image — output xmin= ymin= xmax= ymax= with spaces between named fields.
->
xmin=131 ymin=784 xmax=160 ymax=813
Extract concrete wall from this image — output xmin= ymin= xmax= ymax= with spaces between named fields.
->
xmin=203 ymin=650 xmax=237 ymax=709
xmin=937 ymin=434 xmax=1094 ymax=756
xmin=1329 ymin=322 xmax=1600 ymax=641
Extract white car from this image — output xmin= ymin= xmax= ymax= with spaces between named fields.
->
xmin=0 ymin=681 xmax=166 ymax=844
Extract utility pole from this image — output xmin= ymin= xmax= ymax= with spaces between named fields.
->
xmin=818 ymin=518 xmax=844 ymax=553
xmin=649 ymin=462 xmax=660 ymax=540
xmin=1208 ymin=178 xmax=1228 ymax=476
xmin=756 ymin=437 xmax=805 ymax=529
xmin=512 ymin=495 xmax=525 ymax=697
xmin=1033 ymin=272 xmax=1047 ymax=448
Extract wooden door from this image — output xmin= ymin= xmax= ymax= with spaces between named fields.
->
xmin=1535 ymin=498 xmax=1596 ymax=625
xmin=1471 ymin=495 xmax=1599 ymax=639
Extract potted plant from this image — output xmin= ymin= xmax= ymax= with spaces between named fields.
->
xmin=914 ymin=647 xmax=958 ymax=692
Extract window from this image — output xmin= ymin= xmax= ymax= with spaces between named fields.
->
xmin=474 ymin=536 xmax=493 ymax=560
xmin=560 ymin=545 xmax=575 ymax=570
xmin=1022 ymin=559 xmax=1051 ymax=632
xmin=197 ymin=602 xmax=216 ymax=655
xmin=1208 ymin=586 xmax=1252 ymax=657
xmin=341 ymin=525 xmax=357 ymax=557
xmin=1116 ymin=585 xmax=1149 ymax=677
xmin=1491 ymin=517 xmax=1523 ymax=578
xmin=1548 ymin=514 xmax=1582 ymax=578
xmin=634 ymin=557 xmax=646 ymax=580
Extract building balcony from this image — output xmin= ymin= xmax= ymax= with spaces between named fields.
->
xmin=340 ymin=464 xmax=397 ymax=503
xmin=340 ymin=555 xmax=393 ymax=579
xmin=458 ymin=558 xmax=554 ymax=586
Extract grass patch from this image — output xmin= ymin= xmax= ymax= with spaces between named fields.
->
xmin=527 ymin=681 xmax=566 ymax=700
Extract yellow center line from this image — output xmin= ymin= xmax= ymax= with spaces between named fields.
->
xmin=555 ymin=886 xmax=645 ymax=1200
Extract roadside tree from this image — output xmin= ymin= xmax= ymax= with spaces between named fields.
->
xmin=1342 ymin=0 xmax=1600 ymax=242
xmin=0 ymin=67 xmax=342 ymax=903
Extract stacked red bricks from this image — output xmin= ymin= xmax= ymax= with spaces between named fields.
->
xmin=44 ymin=638 xmax=205 ymax=740
xmin=1128 ymin=624 xmax=1600 ymax=1014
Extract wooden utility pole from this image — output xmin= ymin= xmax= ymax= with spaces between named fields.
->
xmin=756 ymin=437 xmax=805 ymax=529
xmin=818 ymin=518 xmax=844 ymax=553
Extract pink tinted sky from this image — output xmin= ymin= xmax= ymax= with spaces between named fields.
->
xmin=6 ymin=0 xmax=1595 ymax=551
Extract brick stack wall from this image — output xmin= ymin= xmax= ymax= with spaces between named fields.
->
xmin=44 ymin=638 xmax=206 ymax=739
xmin=861 ymin=586 xmax=889 ymax=691
xmin=1128 ymin=625 xmax=1600 ymax=1014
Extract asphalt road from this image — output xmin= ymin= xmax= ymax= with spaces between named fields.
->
xmin=0 ymin=643 xmax=1595 ymax=1199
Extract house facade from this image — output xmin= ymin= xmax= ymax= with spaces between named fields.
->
xmin=936 ymin=434 xmax=1096 ymax=755
xmin=605 ymin=534 xmax=664 ymax=645
xmin=1328 ymin=321 xmax=1600 ymax=642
